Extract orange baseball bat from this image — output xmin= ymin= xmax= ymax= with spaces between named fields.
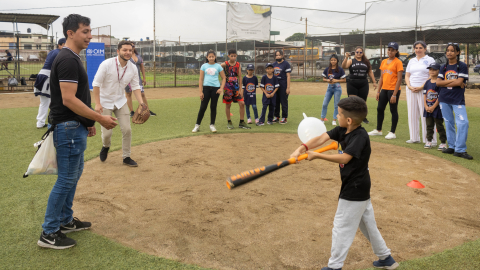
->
xmin=226 ymin=141 xmax=338 ymax=189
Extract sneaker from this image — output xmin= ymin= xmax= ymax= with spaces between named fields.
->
xmin=453 ymin=152 xmax=473 ymax=160
xmin=192 ymin=124 xmax=200 ymax=133
xmin=272 ymin=117 xmax=279 ymax=123
xmin=363 ymin=118 xmax=370 ymax=124
xmin=227 ymin=122 xmax=234 ymax=130
xmin=321 ymin=267 xmax=342 ymax=270
xmin=123 ymin=157 xmax=138 ymax=167
xmin=368 ymin=129 xmax=383 ymax=136
xmin=385 ymin=132 xmax=396 ymax=140
xmin=373 ymin=255 xmax=399 ymax=269
xmin=99 ymin=147 xmax=109 ymax=162
xmin=209 ymin=124 xmax=217 ymax=133
xmin=256 ymin=122 xmax=264 ymax=126
xmin=37 ymin=230 xmax=76 ymax=250
xmin=267 ymin=121 xmax=273 ymax=125
xmin=130 ymin=111 xmax=134 ymax=117
xmin=332 ymin=120 xmax=337 ymax=126
xmin=437 ymin=143 xmax=447 ymax=151
xmin=424 ymin=141 xmax=432 ymax=149
xmin=442 ymin=148 xmax=455 ymax=154
xmin=239 ymin=122 xmax=251 ymax=129
xmin=37 ymin=124 xmax=48 ymax=129
xmin=280 ymin=118 xmax=288 ymax=124
xmin=149 ymin=110 xmax=157 ymax=116
xmin=60 ymin=217 xmax=92 ymax=233
xmin=406 ymin=140 xmax=420 ymax=144
xmin=255 ymin=118 xmax=259 ymax=124
xmin=247 ymin=118 xmax=252 ymax=124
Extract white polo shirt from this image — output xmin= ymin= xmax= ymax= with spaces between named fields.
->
xmin=406 ymin=55 xmax=435 ymax=87
xmin=92 ymin=56 xmax=141 ymax=110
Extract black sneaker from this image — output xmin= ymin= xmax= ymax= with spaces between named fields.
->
xmin=130 ymin=111 xmax=134 ymax=117
xmin=454 ymin=152 xmax=473 ymax=160
xmin=100 ymin=147 xmax=109 ymax=162
xmin=442 ymin=148 xmax=455 ymax=154
xmin=37 ymin=124 xmax=48 ymax=129
xmin=37 ymin=230 xmax=76 ymax=249
xmin=149 ymin=110 xmax=157 ymax=116
xmin=60 ymin=217 xmax=92 ymax=233
xmin=363 ymin=118 xmax=370 ymax=124
xmin=123 ymin=157 xmax=138 ymax=167
xmin=272 ymin=117 xmax=280 ymax=123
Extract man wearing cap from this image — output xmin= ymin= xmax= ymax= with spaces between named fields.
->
xmin=34 ymin=38 xmax=66 ymax=128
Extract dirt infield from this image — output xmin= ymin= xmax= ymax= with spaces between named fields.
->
xmin=2 ymin=82 xmax=480 ymax=109
xmin=74 ymin=133 xmax=480 ymax=270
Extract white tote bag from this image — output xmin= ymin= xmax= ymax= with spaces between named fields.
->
xmin=23 ymin=130 xmax=57 ymax=178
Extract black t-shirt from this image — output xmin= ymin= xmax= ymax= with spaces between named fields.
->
xmin=326 ymin=126 xmax=371 ymax=201
xmin=49 ymin=47 xmax=95 ymax=128
xmin=349 ymin=59 xmax=369 ymax=79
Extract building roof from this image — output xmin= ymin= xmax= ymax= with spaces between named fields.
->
xmin=0 ymin=13 xmax=59 ymax=30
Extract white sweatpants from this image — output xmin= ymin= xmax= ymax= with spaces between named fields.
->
xmin=406 ymin=89 xmax=436 ymax=144
xmin=36 ymin=96 xmax=50 ymax=128
xmin=328 ymin=199 xmax=391 ymax=269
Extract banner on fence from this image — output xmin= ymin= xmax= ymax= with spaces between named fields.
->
xmin=86 ymin=42 xmax=105 ymax=90
xmin=227 ymin=3 xmax=271 ymax=41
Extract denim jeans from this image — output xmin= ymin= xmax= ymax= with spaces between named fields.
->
xmin=42 ymin=121 xmax=89 ymax=234
xmin=440 ymin=103 xmax=469 ymax=153
xmin=321 ymin=83 xmax=342 ymax=119
xmin=246 ymin=104 xmax=258 ymax=120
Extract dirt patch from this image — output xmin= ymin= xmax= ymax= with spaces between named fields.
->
xmin=74 ymin=133 xmax=480 ymax=270
xmin=3 ymin=82 xmax=480 ymax=109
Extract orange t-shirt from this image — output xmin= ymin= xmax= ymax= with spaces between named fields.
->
xmin=380 ymin=58 xmax=404 ymax=90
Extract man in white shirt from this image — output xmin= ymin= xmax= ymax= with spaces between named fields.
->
xmin=93 ymin=40 xmax=145 ymax=167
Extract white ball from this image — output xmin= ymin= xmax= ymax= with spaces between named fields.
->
xmin=297 ymin=113 xmax=327 ymax=144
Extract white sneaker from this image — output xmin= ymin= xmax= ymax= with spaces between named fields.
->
xmin=332 ymin=120 xmax=337 ymax=126
xmin=438 ymin=143 xmax=447 ymax=151
xmin=385 ymin=132 xmax=396 ymax=139
xmin=368 ymin=129 xmax=383 ymax=136
xmin=209 ymin=124 xmax=217 ymax=133
xmin=406 ymin=140 xmax=420 ymax=144
xmin=424 ymin=141 xmax=432 ymax=149
xmin=192 ymin=124 xmax=200 ymax=133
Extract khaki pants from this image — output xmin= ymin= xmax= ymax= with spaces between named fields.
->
xmin=101 ymin=104 xmax=131 ymax=159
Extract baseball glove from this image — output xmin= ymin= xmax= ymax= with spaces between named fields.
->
xmin=132 ymin=103 xmax=150 ymax=124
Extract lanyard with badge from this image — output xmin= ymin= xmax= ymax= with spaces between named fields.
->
xmin=115 ymin=58 xmax=127 ymax=86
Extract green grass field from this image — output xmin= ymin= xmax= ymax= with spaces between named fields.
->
xmin=1 ymin=94 xmax=479 ymax=269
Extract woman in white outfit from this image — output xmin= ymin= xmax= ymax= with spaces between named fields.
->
xmin=405 ymin=41 xmax=436 ymax=144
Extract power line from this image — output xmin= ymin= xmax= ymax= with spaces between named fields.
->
xmin=2 ymin=0 xmax=135 ymax=11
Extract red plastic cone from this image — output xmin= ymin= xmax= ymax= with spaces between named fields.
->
xmin=407 ymin=180 xmax=425 ymax=189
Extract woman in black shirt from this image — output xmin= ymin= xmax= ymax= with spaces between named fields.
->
xmin=342 ymin=46 xmax=377 ymax=124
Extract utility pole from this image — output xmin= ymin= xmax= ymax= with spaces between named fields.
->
xmin=153 ymin=0 xmax=156 ymax=87
xmin=179 ymin=36 xmax=181 ymax=45
xmin=301 ymin=17 xmax=307 ymax=79
xmin=415 ymin=0 xmax=418 ymax=41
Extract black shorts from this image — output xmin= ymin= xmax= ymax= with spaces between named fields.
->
xmin=347 ymin=79 xmax=369 ymax=101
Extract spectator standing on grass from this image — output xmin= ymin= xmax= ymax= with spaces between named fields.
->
xmin=272 ymin=50 xmax=291 ymax=124
xmin=34 ymin=38 xmax=66 ymax=129
xmin=242 ymin=64 xmax=259 ymax=124
xmin=405 ymin=41 xmax=436 ymax=145
xmin=436 ymin=42 xmax=472 ymax=160
xmin=321 ymin=54 xmax=346 ymax=126
xmin=342 ymin=46 xmax=377 ymax=124
xmin=38 ymin=14 xmax=117 ymax=250
xmin=368 ymin=42 xmax=404 ymax=140
xmin=125 ymin=42 xmax=156 ymax=117
xmin=93 ymin=40 xmax=146 ymax=167
xmin=192 ymin=49 xmax=226 ymax=133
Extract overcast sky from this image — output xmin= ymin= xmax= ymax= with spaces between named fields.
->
xmin=1 ymin=0 xmax=478 ymax=43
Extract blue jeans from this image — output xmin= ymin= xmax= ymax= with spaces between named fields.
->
xmin=440 ymin=103 xmax=469 ymax=153
xmin=42 ymin=121 xmax=89 ymax=234
xmin=321 ymin=83 xmax=342 ymax=119
xmin=246 ymin=104 xmax=258 ymax=120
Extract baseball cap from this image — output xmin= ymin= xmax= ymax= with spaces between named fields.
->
xmin=387 ymin=42 xmax=399 ymax=50
xmin=426 ymin=63 xmax=440 ymax=70
xmin=265 ymin=63 xmax=274 ymax=68
xmin=247 ymin=64 xmax=254 ymax=70
xmin=57 ymin=38 xmax=66 ymax=45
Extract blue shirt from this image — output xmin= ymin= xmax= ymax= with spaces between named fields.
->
xmin=201 ymin=63 xmax=223 ymax=87
xmin=272 ymin=60 xmax=291 ymax=86
xmin=423 ymin=79 xmax=442 ymax=118
xmin=438 ymin=61 xmax=468 ymax=105
xmin=260 ymin=74 xmax=279 ymax=104
xmin=322 ymin=66 xmax=346 ymax=80
xmin=42 ymin=49 xmax=61 ymax=70
xmin=242 ymin=75 xmax=258 ymax=105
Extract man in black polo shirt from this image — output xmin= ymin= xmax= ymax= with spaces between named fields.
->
xmin=37 ymin=14 xmax=117 ymax=250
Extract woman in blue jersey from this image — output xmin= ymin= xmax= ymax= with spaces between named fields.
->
xmin=436 ymin=43 xmax=472 ymax=160
xmin=321 ymin=54 xmax=346 ymax=126
xmin=272 ymin=50 xmax=291 ymax=124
